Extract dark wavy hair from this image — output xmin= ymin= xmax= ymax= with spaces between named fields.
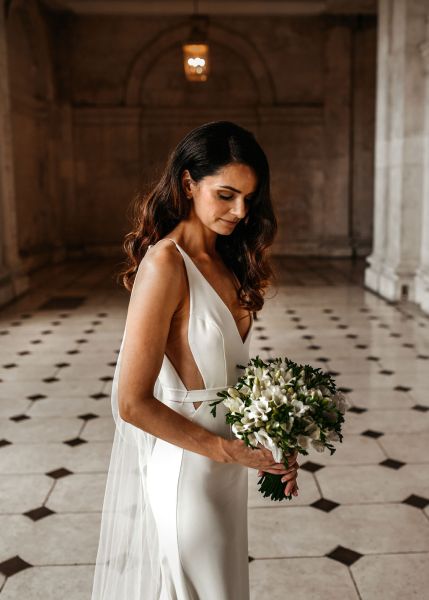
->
xmin=117 ymin=120 xmax=277 ymax=312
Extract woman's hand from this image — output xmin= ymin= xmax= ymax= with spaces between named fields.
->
xmin=226 ymin=439 xmax=300 ymax=497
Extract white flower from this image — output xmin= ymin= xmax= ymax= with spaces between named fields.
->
xmin=253 ymin=429 xmax=283 ymax=463
xmin=223 ymin=394 xmax=245 ymax=415
xmin=332 ymin=391 xmax=350 ymax=414
xmin=305 ymin=423 xmax=321 ymax=440
xmin=297 ymin=434 xmax=312 ymax=449
xmin=326 ymin=429 xmax=340 ymax=442
xmin=311 ymin=440 xmax=325 ymax=453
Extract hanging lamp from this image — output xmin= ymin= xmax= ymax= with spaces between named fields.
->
xmin=182 ymin=1 xmax=210 ymax=82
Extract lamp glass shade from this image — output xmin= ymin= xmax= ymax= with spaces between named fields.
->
xmin=182 ymin=43 xmax=210 ymax=82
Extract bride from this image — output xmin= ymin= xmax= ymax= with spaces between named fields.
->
xmin=91 ymin=120 xmax=299 ymax=599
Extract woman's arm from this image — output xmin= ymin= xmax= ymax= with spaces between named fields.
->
xmin=117 ymin=242 xmax=231 ymax=463
xmin=118 ymin=242 xmax=299 ymax=483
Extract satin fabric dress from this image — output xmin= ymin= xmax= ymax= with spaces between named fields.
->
xmin=146 ymin=238 xmax=253 ymax=600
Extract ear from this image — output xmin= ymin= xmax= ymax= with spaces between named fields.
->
xmin=181 ymin=170 xmax=193 ymax=198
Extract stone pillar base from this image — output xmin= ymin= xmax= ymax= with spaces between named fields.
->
xmin=364 ymin=255 xmax=415 ymax=302
xmin=414 ymin=268 xmax=429 ymax=314
xmin=0 ymin=265 xmax=29 ymax=307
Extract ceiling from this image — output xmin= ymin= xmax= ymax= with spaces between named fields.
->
xmin=40 ymin=0 xmax=377 ymax=16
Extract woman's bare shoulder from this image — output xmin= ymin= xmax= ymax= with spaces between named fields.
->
xmin=133 ymin=239 xmax=185 ymax=290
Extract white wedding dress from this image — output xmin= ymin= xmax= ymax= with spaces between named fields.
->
xmin=91 ymin=238 xmax=253 ymax=600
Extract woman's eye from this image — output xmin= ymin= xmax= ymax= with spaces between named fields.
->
xmin=219 ymin=194 xmax=233 ymax=200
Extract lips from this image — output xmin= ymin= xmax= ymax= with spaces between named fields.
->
xmin=220 ymin=218 xmax=239 ymax=225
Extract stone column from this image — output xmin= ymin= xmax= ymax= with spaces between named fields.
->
xmin=365 ymin=0 xmax=429 ymax=312
xmin=414 ymin=16 xmax=429 ymax=312
xmin=0 ymin=7 xmax=28 ymax=305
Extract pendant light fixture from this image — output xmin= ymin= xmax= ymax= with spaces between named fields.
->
xmin=182 ymin=0 xmax=210 ymax=82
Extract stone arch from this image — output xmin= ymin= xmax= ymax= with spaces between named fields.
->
xmin=7 ymin=0 xmax=56 ymax=101
xmin=124 ymin=21 xmax=275 ymax=106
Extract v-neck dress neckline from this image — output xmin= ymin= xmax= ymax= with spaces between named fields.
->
xmin=162 ymin=237 xmax=253 ymax=345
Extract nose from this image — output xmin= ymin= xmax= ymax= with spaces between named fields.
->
xmin=230 ymin=197 xmax=248 ymax=220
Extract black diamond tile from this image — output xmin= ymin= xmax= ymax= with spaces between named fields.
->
xmin=389 ymin=332 xmax=402 ymax=337
xmin=348 ymin=406 xmax=367 ymax=414
xmin=78 ymin=413 xmax=99 ymax=421
xmin=394 ymin=385 xmax=412 ymax=392
xmin=337 ymin=325 xmax=348 ymax=329
xmin=248 ymin=555 xmax=255 ymax=562
xmin=51 ymin=321 xmax=62 ymax=325
xmin=412 ymin=404 xmax=429 ymax=412
xmin=63 ymin=437 xmax=87 ymax=447
xmin=20 ymin=313 xmax=32 ymax=318
xmin=55 ymin=362 xmax=70 ymax=368
xmin=286 ymin=309 xmax=296 ymax=314
xmin=378 ymin=323 xmax=389 ymax=328
xmin=0 ymin=439 xmax=12 ymax=448
xmin=30 ymin=340 xmax=42 ymax=344
xmin=76 ymin=339 xmax=88 ymax=344
xmin=97 ymin=312 xmax=108 ymax=317
xmin=308 ymin=344 xmax=321 ymax=350
xmin=99 ymin=376 xmax=113 ymax=382
xmin=10 ymin=321 xmax=21 ymax=326
xmin=402 ymin=343 xmax=414 ymax=348
xmin=403 ymin=494 xmax=429 ymax=509
xmin=379 ymin=369 xmax=394 ymax=375
xmin=107 ymin=361 xmax=117 ymax=367
xmin=66 ymin=350 xmax=80 ymax=355
xmin=46 ymin=467 xmax=73 ymax=479
xmin=59 ymin=313 xmax=70 ymax=318
xmin=323 ymin=309 xmax=333 ymax=313
xmin=17 ymin=351 xmax=31 ymax=356
xmin=84 ymin=329 xmax=95 ymax=334
xmin=346 ymin=334 xmax=358 ymax=338
xmin=254 ymin=326 xmax=265 ymax=331
xmin=297 ymin=325 xmax=307 ymax=330
xmin=10 ymin=414 xmax=30 ymax=422
xmin=27 ymin=393 xmax=46 ymax=401
xmin=366 ymin=356 xmax=380 ymax=361
xmin=338 ymin=387 xmax=352 ymax=393
xmin=380 ymin=458 xmax=405 ymax=469
xmin=257 ymin=335 xmax=268 ymax=340
xmin=302 ymin=335 xmax=314 ymax=339
xmin=361 ymin=429 xmax=384 ymax=438
xmin=326 ymin=545 xmax=363 ymax=566
xmin=261 ymin=347 xmax=273 ymax=351
xmin=41 ymin=330 xmax=52 ymax=335
xmin=43 ymin=377 xmax=59 ymax=383
xmin=92 ymin=320 xmax=102 ymax=325
xmin=330 ymin=316 xmax=340 ymax=321
xmin=3 ymin=363 xmax=17 ymax=369
xmin=355 ymin=344 xmax=368 ymax=349
xmin=417 ymin=354 xmax=429 ymax=360
xmin=0 ymin=330 xmax=10 ymax=335
xmin=0 ymin=555 xmax=32 ymax=577
xmin=39 ymin=296 xmax=86 ymax=310
xmin=316 ymin=357 xmax=330 ymax=362
xmin=24 ymin=506 xmax=55 ymax=521
xmin=359 ymin=308 xmax=370 ymax=313
xmin=326 ymin=370 xmax=340 ymax=377
xmin=300 ymin=461 xmax=325 ymax=473
xmin=90 ymin=392 xmax=108 ymax=400
xmin=311 ymin=498 xmax=340 ymax=512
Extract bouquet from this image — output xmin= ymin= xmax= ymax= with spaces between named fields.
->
xmin=209 ymin=355 xmax=350 ymax=501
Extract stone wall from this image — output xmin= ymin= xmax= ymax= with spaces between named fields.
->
xmin=0 ymin=0 xmax=377 ymax=306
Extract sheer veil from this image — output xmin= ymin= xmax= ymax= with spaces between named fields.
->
xmin=91 ymin=325 xmax=162 ymax=599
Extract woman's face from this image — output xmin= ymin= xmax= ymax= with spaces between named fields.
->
xmin=182 ymin=163 xmax=258 ymax=235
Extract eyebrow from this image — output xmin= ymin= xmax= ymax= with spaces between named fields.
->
xmin=218 ymin=185 xmax=256 ymax=196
